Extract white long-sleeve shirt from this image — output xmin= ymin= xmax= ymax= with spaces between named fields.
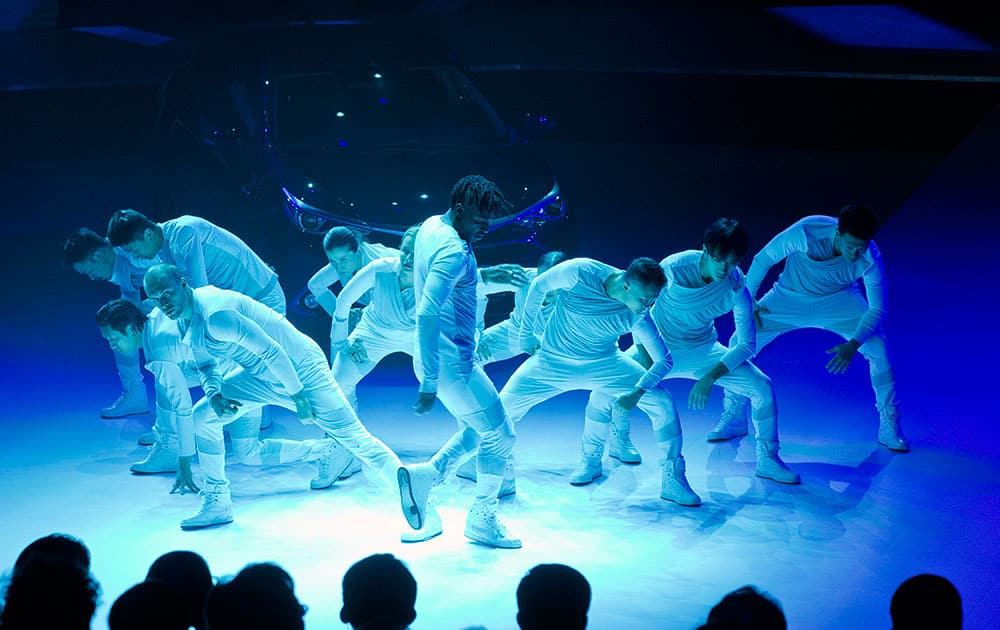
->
xmin=183 ymin=286 xmax=310 ymax=401
xmin=332 ymin=256 xmax=415 ymax=344
xmin=413 ymin=215 xmax=478 ymax=394
xmin=520 ymin=258 xmax=672 ymax=390
xmin=746 ymin=215 xmax=886 ymax=344
xmin=308 ymin=241 xmax=400 ymax=316
xmin=651 ymin=251 xmax=755 ymax=371
xmin=159 ymin=216 xmax=278 ymax=302
xmin=111 ymin=248 xmax=157 ymax=310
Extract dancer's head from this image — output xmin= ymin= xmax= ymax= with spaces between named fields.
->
xmin=399 ymin=224 xmax=420 ymax=274
xmin=340 ymin=554 xmax=417 ymax=630
xmin=835 ymin=204 xmax=878 ymax=262
xmin=621 ymin=257 xmax=666 ymax=314
xmin=701 ymin=218 xmax=749 ymax=283
xmin=63 ymin=228 xmax=117 ymax=281
xmin=323 ymin=227 xmax=366 ymax=278
xmin=890 ymin=574 xmax=962 ymax=630
xmin=537 ymin=250 xmax=567 ymax=275
xmin=516 ymin=563 xmax=591 ymax=630
xmin=144 ymin=264 xmax=193 ymax=321
xmin=96 ymin=299 xmax=148 ymax=355
xmin=448 ymin=175 xmax=513 ymax=243
xmin=107 ymin=209 xmax=162 ymax=259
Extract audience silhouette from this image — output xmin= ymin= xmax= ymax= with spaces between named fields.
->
xmin=109 ymin=580 xmax=188 ymax=630
xmin=341 ymin=553 xmax=418 ymax=630
xmin=146 ymin=550 xmax=213 ymax=630
xmin=890 ymin=573 xmax=962 ymax=630
xmin=516 ymin=563 xmax=591 ymax=630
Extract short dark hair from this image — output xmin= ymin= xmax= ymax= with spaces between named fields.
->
xmin=537 ymin=250 xmax=567 ymax=274
xmin=341 ymin=554 xmax=417 ymax=629
xmin=890 ymin=574 xmax=962 ymax=630
xmin=14 ymin=533 xmax=91 ymax=572
xmin=62 ymin=228 xmax=109 ymax=266
xmin=323 ymin=226 xmax=364 ymax=252
xmin=1 ymin=558 xmax=100 ymax=630
xmin=703 ymin=218 xmax=749 ymax=260
xmin=516 ymin=563 xmax=590 ymax=630
xmin=625 ymin=257 xmax=667 ymax=291
xmin=837 ymin=204 xmax=879 ymax=242
xmin=107 ymin=209 xmax=157 ymax=247
xmin=450 ymin=174 xmax=513 ymax=219
xmin=96 ymin=299 xmax=148 ymax=334
xmin=207 ymin=563 xmax=305 ymax=630
xmin=109 ymin=581 xmax=188 ymax=630
xmin=707 ymin=585 xmax=786 ymax=630
xmin=146 ymin=551 xmax=213 ymax=630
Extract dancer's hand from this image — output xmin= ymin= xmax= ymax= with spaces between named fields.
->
xmin=347 ymin=338 xmax=368 ymax=365
xmin=292 ymin=391 xmax=315 ymax=423
xmin=688 ymin=375 xmax=714 ymax=410
xmin=210 ymin=394 xmax=242 ymax=419
xmin=753 ymin=301 xmax=769 ymax=329
xmin=171 ymin=456 xmax=199 ymax=495
xmin=825 ymin=340 xmax=860 ymax=374
xmin=482 ymin=264 xmax=530 ymax=287
xmin=615 ymin=388 xmax=644 ymax=412
xmin=414 ymin=392 xmax=437 ymax=414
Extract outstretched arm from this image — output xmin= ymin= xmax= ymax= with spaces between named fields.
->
xmin=307 ymin=264 xmax=340 ymax=316
xmin=518 ymin=260 xmax=581 ymax=351
xmin=332 ymin=258 xmax=386 ymax=349
xmin=617 ymin=313 xmax=674 ymax=410
xmin=745 ymin=219 xmax=810 ymax=298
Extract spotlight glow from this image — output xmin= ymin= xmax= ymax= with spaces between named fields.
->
xmin=336 ymin=111 xmax=345 ymax=118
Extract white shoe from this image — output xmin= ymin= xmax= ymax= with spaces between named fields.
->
xmin=180 ymin=488 xmax=233 ymax=530
xmin=568 ymin=455 xmax=603 ymax=486
xmin=101 ymin=386 xmax=148 ymax=419
xmin=339 ymin=456 xmax=363 ymax=480
xmin=465 ymin=504 xmax=521 ymax=549
xmin=310 ymin=444 xmax=358 ymax=490
xmin=609 ymin=422 xmax=642 ymax=465
xmin=398 ymin=463 xmax=439 ymax=530
xmin=660 ymin=456 xmax=701 ymax=506
xmin=137 ymin=431 xmax=156 ymax=446
xmin=878 ymin=407 xmax=909 ymax=452
xmin=707 ymin=395 xmax=749 ymax=441
xmin=456 ymin=459 xmax=516 ymax=498
xmin=754 ymin=441 xmax=800 ymax=484
xmin=130 ymin=442 xmax=178 ymax=474
xmin=401 ymin=503 xmax=443 ymax=543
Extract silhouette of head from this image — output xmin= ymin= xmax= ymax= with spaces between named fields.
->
xmin=890 ymin=574 xmax=962 ymax=630
xmin=0 ymin=557 xmax=99 ymax=630
xmin=340 ymin=554 xmax=417 ymax=629
xmin=206 ymin=562 xmax=306 ymax=630
xmin=109 ymin=580 xmax=189 ymax=630
xmin=13 ymin=533 xmax=90 ymax=572
xmin=146 ymin=550 xmax=213 ymax=629
xmin=706 ymin=585 xmax=786 ymax=630
xmin=516 ymin=563 xmax=591 ymax=630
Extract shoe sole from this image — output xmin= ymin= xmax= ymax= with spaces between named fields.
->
xmin=878 ymin=440 xmax=910 ymax=453
xmin=130 ymin=468 xmax=177 ymax=475
xmin=464 ymin=531 xmax=522 ymax=549
xmin=137 ymin=437 xmax=155 ymax=446
xmin=569 ymin=473 xmax=602 ymax=486
xmin=310 ymin=456 xmax=358 ymax=490
xmin=609 ymin=452 xmax=642 ymax=465
xmin=101 ymin=409 xmax=149 ymax=419
xmin=180 ymin=518 xmax=233 ymax=531
xmin=756 ymin=471 xmax=801 ymax=485
xmin=706 ymin=431 xmax=748 ymax=442
xmin=339 ymin=463 xmax=363 ymax=479
xmin=401 ymin=526 xmax=443 ymax=543
xmin=660 ymin=495 xmax=702 ymax=507
xmin=397 ymin=467 xmax=425 ymax=530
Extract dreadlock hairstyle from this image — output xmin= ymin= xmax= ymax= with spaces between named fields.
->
xmin=450 ymin=175 xmax=514 ymax=219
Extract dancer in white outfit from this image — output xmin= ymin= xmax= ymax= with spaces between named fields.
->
xmin=397 ymin=175 xmax=522 ymax=548
xmin=309 ymin=227 xmax=400 ymax=359
xmin=502 ymin=256 xmax=702 ymax=506
xmin=476 ymin=251 xmax=566 ymax=365
xmin=331 ymin=226 xmax=418 ymax=409
xmin=64 ymin=228 xmax=154 ymax=421
xmin=623 ymin=219 xmax=799 ymax=484
xmin=96 ymin=298 xmax=353 ymax=491
xmin=143 ymin=265 xmax=408 ymax=530
xmin=716 ymin=205 xmax=908 ymax=452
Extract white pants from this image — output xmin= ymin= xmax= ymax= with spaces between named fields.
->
xmin=476 ymin=319 xmax=522 ymax=365
xmin=331 ymin=323 xmax=413 ymax=408
xmin=415 ymin=350 xmax=515 ymax=505
xmin=193 ymin=342 xmax=400 ymax=488
xmin=113 ymin=348 xmax=145 ymax=392
xmin=255 ymin=277 xmax=287 ymax=315
xmin=728 ymin=285 xmax=897 ymax=416
xmin=629 ymin=342 xmax=780 ymax=443
xmin=502 ymin=351 xmax=682 ymax=458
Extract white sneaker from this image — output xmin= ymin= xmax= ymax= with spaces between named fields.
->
xmin=609 ymin=423 xmax=642 ymax=465
xmin=137 ymin=431 xmax=156 ymax=446
xmin=398 ymin=463 xmax=439 ymax=530
xmin=130 ymin=442 xmax=178 ymax=474
xmin=878 ymin=408 xmax=909 ymax=452
xmin=310 ymin=444 xmax=358 ymax=490
xmin=465 ymin=504 xmax=521 ymax=549
xmin=401 ymin=503 xmax=443 ymax=543
xmin=338 ymin=456 xmax=363 ymax=480
xmin=707 ymin=395 xmax=749 ymax=441
xmin=180 ymin=489 xmax=233 ymax=530
xmin=660 ymin=456 xmax=701 ymax=506
xmin=754 ymin=441 xmax=800 ymax=484
xmin=456 ymin=459 xmax=516 ymax=498
xmin=568 ymin=455 xmax=603 ymax=486
xmin=101 ymin=386 xmax=148 ymax=419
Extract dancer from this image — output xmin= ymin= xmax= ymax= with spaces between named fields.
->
xmin=142 ymin=264 xmax=407 ymax=530
xmin=624 ymin=219 xmax=799 ymax=484
xmin=308 ymin=226 xmax=400 ymax=358
xmin=63 ymin=228 xmax=154 ymax=420
xmin=330 ymin=226 xmax=418 ymax=409
xmin=96 ymin=298 xmax=350 ymax=488
xmin=716 ymin=205 xmax=908 ymax=451
xmin=396 ymin=174 xmax=522 ymax=548
xmin=501 ymin=256 xmax=702 ymax=506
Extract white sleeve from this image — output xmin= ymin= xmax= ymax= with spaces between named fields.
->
xmin=332 ymin=259 xmax=384 ymax=344
xmin=745 ymin=220 xmax=810 ymax=297
xmin=722 ymin=286 xmax=756 ymax=369
xmin=519 ymin=260 xmax=582 ymax=349
xmin=168 ymin=224 xmax=209 ymax=288
xmin=307 ymin=264 xmax=340 ymax=316
xmin=853 ymin=250 xmax=887 ymax=344
xmin=205 ymin=311 xmax=304 ymax=394
xmin=631 ymin=313 xmax=673 ymax=389
xmin=415 ymin=246 xmax=467 ymax=393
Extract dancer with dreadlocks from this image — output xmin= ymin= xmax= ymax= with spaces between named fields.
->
xmin=397 ymin=174 xmax=522 ymax=548
xmin=714 ymin=205 xmax=908 ymax=452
